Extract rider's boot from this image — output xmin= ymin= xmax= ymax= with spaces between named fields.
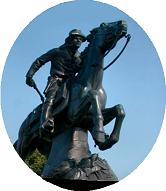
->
xmin=40 ymin=99 xmax=54 ymax=134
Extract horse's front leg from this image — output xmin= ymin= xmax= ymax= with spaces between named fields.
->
xmin=68 ymin=89 xmax=106 ymax=144
xmin=100 ymin=104 xmax=125 ymax=150
xmin=87 ymin=90 xmax=106 ymax=144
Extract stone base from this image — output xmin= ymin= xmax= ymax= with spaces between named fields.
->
xmin=42 ymin=154 xmax=118 ymax=185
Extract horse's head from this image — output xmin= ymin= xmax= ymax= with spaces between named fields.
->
xmin=76 ymin=20 xmax=128 ymax=88
xmin=87 ymin=20 xmax=128 ymax=53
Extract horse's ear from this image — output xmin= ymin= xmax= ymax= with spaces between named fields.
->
xmin=86 ymin=34 xmax=94 ymax=42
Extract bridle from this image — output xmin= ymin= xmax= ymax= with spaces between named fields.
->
xmin=91 ymin=27 xmax=131 ymax=71
xmin=103 ymin=34 xmax=131 ymax=70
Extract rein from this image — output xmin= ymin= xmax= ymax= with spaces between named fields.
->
xmin=103 ymin=34 xmax=131 ymax=71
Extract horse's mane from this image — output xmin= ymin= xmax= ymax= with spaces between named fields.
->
xmin=86 ymin=28 xmax=98 ymax=43
xmin=81 ymin=27 xmax=99 ymax=58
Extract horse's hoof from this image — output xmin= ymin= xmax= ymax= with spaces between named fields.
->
xmin=93 ymin=139 xmax=107 ymax=150
xmin=97 ymin=142 xmax=110 ymax=151
xmin=95 ymin=136 xmax=113 ymax=151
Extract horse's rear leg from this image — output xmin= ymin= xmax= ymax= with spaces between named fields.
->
xmin=15 ymin=134 xmax=38 ymax=161
xmin=14 ymin=138 xmax=30 ymax=161
xmin=100 ymin=104 xmax=125 ymax=150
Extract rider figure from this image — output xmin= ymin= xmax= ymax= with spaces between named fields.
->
xmin=26 ymin=29 xmax=86 ymax=133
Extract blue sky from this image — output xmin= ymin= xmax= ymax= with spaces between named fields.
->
xmin=1 ymin=0 xmax=166 ymax=180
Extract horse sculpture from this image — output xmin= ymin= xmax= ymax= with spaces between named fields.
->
xmin=67 ymin=21 xmax=128 ymax=149
xmin=14 ymin=20 xmax=129 ymax=186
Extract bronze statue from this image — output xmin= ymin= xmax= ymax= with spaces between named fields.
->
xmin=14 ymin=20 xmax=130 ymax=190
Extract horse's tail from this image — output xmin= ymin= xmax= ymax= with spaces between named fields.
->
xmin=13 ymin=140 xmax=18 ymax=150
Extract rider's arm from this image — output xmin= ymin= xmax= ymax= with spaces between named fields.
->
xmin=26 ymin=48 xmax=57 ymax=78
xmin=25 ymin=48 xmax=58 ymax=87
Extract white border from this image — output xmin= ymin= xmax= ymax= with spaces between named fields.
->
xmin=0 ymin=1 xmax=165 ymax=190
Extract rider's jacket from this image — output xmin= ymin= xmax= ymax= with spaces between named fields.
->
xmin=26 ymin=44 xmax=84 ymax=98
xmin=26 ymin=44 xmax=83 ymax=80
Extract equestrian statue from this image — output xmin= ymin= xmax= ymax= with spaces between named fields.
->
xmin=14 ymin=20 xmax=130 ymax=189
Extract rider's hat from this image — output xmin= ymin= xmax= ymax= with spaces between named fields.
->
xmin=68 ymin=29 xmax=86 ymax=42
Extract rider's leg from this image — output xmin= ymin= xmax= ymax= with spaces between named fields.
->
xmin=40 ymin=77 xmax=60 ymax=133
xmin=40 ymin=86 xmax=57 ymax=132
xmin=40 ymin=98 xmax=54 ymax=132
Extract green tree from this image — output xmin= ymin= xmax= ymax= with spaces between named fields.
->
xmin=25 ymin=149 xmax=47 ymax=175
